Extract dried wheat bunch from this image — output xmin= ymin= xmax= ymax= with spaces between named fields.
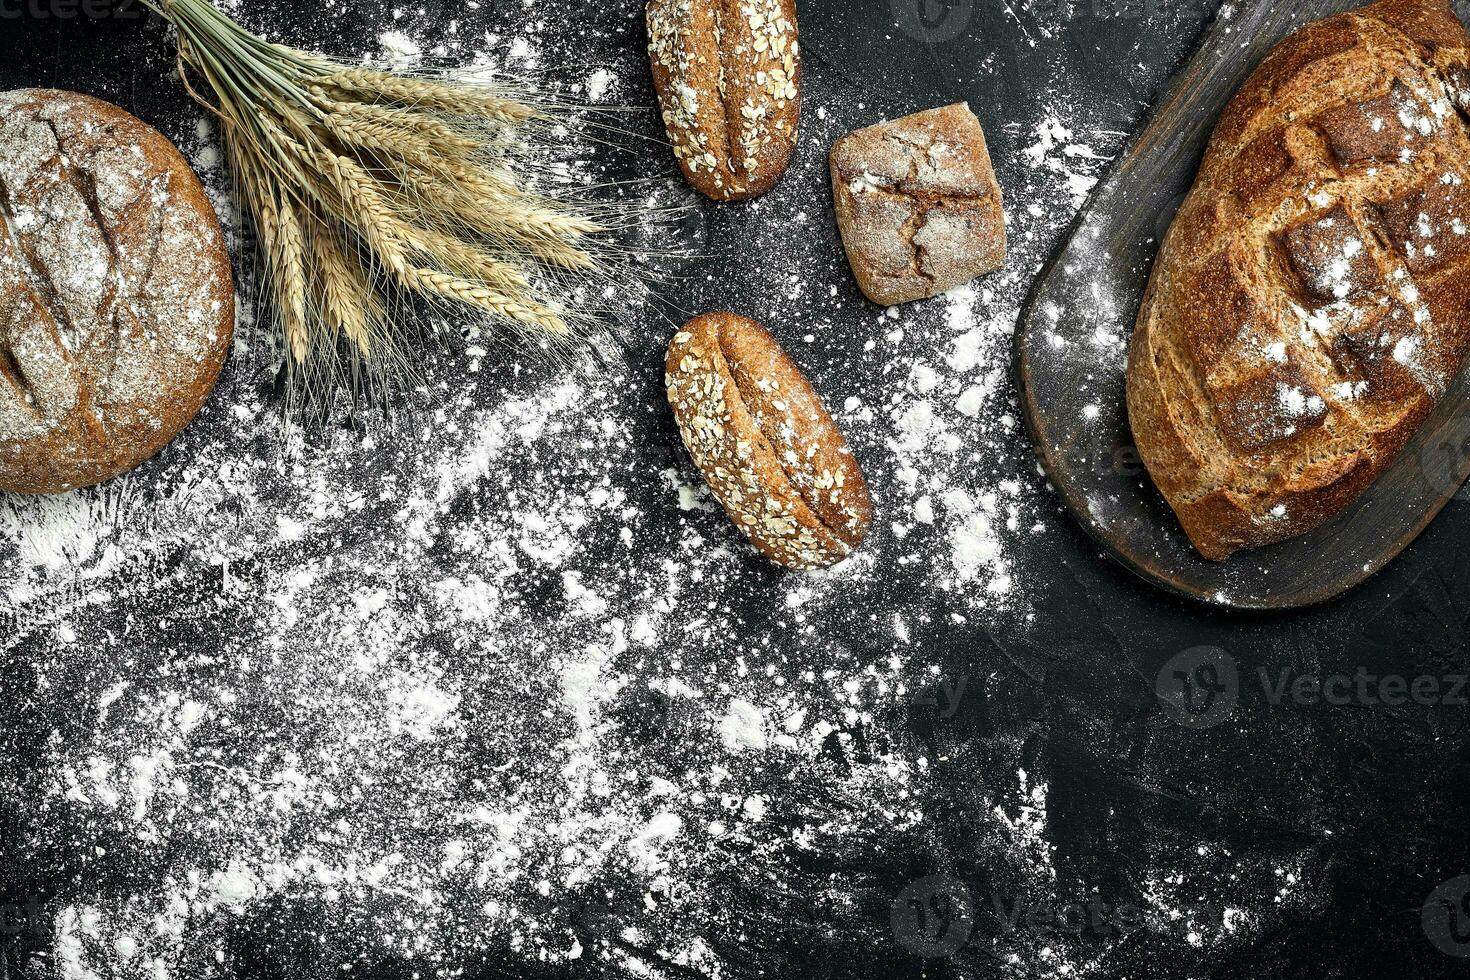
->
xmin=140 ymin=0 xmax=641 ymax=409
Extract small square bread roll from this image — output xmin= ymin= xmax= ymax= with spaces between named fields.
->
xmin=830 ymin=103 xmax=1006 ymax=306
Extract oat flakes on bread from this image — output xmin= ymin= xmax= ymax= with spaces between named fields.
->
xmin=830 ymin=103 xmax=1006 ymax=306
xmin=0 ymin=89 xmax=234 ymax=494
xmin=665 ymin=312 xmax=871 ymax=570
xmin=645 ymin=0 xmax=800 ymax=202
xmin=1127 ymin=0 xmax=1470 ymax=560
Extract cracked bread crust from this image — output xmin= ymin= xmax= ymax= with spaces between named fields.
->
xmin=0 ymin=89 xmax=234 ymax=494
xmin=665 ymin=312 xmax=872 ymax=570
xmin=1127 ymin=0 xmax=1470 ymax=560
xmin=830 ymin=103 xmax=1006 ymax=306
xmin=646 ymin=0 xmax=800 ymax=202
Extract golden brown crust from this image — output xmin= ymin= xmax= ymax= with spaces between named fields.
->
xmin=830 ymin=103 xmax=1006 ymax=306
xmin=645 ymin=0 xmax=800 ymax=202
xmin=1127 ymin=0 xmax=1470 ymax=560
xmin=0 ymin=90 xmax=234 ymax=495
xmin=665 ymin=312 xmax=872 ymax=569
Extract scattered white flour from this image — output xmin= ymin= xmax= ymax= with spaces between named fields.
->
xmin=717 ymin=699 xmax=769 ymax=752
xmin=1023 ymin=117 xmax=1116 ymax=207
xmin=586 ymin=67 xmax=617 ymax=102
xmin=0 ymin=3 xmax=1292 ymax=978
xmin=377 ymin=29 xmax=422 ymax=66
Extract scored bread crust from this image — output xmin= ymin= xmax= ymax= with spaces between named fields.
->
xmin=0 ymin=89 xmax=234 ymax=494
xmin=1127 ymin=0 xmax=1470 ymax=560
xmin=645 ymin=0 xmax=800 ymax=202
xmin=665 ymin=312 xmax=872 ymax=569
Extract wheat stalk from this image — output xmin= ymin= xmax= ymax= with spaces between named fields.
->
xmin=138 ymin=0 xmax=644 ymax=411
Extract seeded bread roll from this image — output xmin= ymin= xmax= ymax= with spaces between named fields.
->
xmin=831 ymin=103 xmax=1006 ymax=306
xmin=1128 ymin=0 xmax=1470 ymax=560
xmin=0 ymin=89 xmax=234 ymax=494
xmin=645 ymin=0 xmax=800 ymax=202
xmin=665 ymin=312 xmax=871 ymax=569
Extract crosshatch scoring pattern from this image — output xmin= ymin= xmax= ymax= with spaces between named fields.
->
xmin=1130 ymin=1 xmax=1470 ymax=558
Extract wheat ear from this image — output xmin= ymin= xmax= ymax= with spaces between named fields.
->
xmin=312 ymin=96 xmax=480 ymax=152
xmin=398 ymin=267 xmax=568 ymax=335
xmin=252 ymin=183 xmax=311 ymax=367
xmin=316 ymin=69 xmax=541 ymax=125
xmin=311 ymin=226 xmax=375 ymax=356
xmin=391 ymin=225 xmax=532 ymax=296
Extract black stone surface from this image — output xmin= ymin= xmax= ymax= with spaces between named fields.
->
xmin=3 ymin=1 xmax=1470 ymax=978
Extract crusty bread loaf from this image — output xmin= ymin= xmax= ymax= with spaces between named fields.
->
xmin=1127 ymin=0 xmax=1470 ymax=560
xmin=830 ymin=103 xmax=1006 ymax=306
xmin=645 ymin=0 xmax=800 ymax=202
xmin=0 ymin=89 xmax=234 ymax=494
xmin=665 ymin=312 xmax=871 ymax=569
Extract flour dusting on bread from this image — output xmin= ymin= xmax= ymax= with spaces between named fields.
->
xmin=1128 ymin=0 xmax=1470 ymax=560
xmin=0 ymin=89 xmax=233 ymax=493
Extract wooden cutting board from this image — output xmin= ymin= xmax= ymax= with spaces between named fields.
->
xmin=1015 ymin=0 xmax=1470 ymax=610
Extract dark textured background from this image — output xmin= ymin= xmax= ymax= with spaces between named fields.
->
xmin=3 ymin=0 xmax=1470 ymax=977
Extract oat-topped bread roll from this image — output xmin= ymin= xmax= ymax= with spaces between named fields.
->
xmin=646 ymin=0 xmax=800 ymax=201
xmin=665 ymin=313 xmax=872 ymax=570
xmin=1128 ymin=0 xmax=1470 ymax=560
xmin=831 ymin=103 xmax=1006 ymax=306
xmin=0 ymin=89 xmax=234 ymax=494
